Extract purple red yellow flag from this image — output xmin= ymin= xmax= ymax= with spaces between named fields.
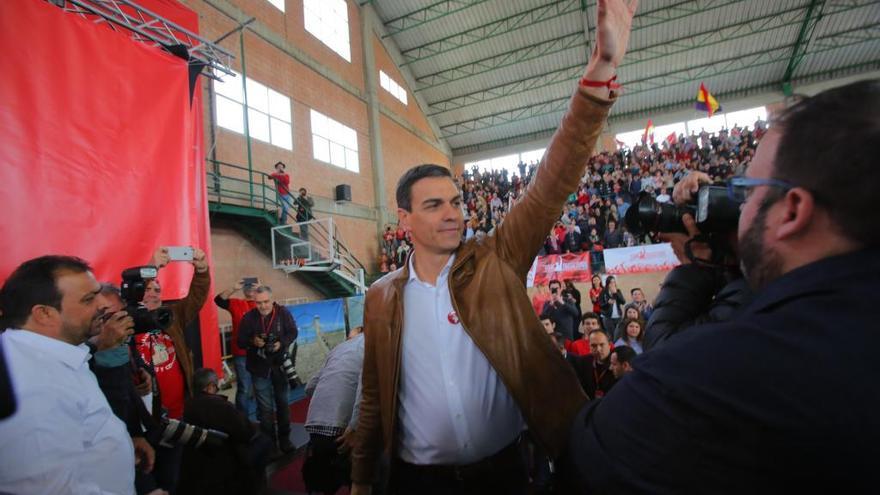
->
xmin=696 ymin=82 xmax=722 ymax=117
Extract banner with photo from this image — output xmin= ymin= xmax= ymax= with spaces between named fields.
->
xmin=345 ymin=295 xmax=365 ymax=330
xmin=285 ymin=299 xmax=346 ymax=344
xmin=526 ymin=252 xmax=592 ymax=288
xmin=603 ymin=243 xmax=680 ymax=274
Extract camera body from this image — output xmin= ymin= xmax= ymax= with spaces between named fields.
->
xmin=259 ymin=332 xmax=300 ymax=387
xmin=624 ymin=185 xmax=740 ymax=236
xmin=120 ymin=266 xmax=173 ymax=334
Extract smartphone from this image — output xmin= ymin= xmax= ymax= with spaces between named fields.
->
xmin=166 ymin=246 xmax=194 ymax=261
xmin=242 ymin=277 xmax=258 ymax=286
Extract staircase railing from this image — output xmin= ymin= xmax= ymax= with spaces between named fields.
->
xmin=207 ymin=159 xmax=367 ymax=293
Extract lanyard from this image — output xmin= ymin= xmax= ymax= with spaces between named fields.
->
xmin=261 ymin=307 xmax=277 ymax=336
xmin=593 ymin=362 xmax=608 ymax=394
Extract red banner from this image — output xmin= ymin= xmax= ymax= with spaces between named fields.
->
xmin=527 ymin=253 xmax=592 ymax=288
xmin=0 ymin=0 xmax=220 ymax=372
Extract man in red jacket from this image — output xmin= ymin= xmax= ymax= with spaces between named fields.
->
xmin=214 ymin=278 xmax=259 ymax=417
xmin=270 ymin=161 xmax=292 ymax=224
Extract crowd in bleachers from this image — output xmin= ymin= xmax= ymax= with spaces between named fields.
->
xmin=377 ymin=119 xmax=767 ymax=272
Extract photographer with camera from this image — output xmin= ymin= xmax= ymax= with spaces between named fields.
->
xmin=177 ymin=368 xmax=273 ymax=495
xmin=568 ymin=80 xmax=880 ymax=492
xmin=237 ymin=285 xmax=298 ymax=454
xmin=132 ymin=246 xmax=211 ymax=494
xmin=0 ymin=255 xmax=159 ymax=494
xmin=642 ymin=170 xmax=754 ymax=351
xmin=541 ymin=279 xmax=580 ymax=342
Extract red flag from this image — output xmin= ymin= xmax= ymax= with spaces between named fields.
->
xmin=665 ymin=132 xmax=677 ymax=145
xmin=642 ymin=119 xmax=654 ymax=145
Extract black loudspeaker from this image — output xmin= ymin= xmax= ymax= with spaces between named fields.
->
xmin=335 ymin=184 xmax=352 ymax=203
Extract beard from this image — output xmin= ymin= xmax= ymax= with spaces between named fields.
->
xmin=738 ymin=197 xmax=784 ymax=291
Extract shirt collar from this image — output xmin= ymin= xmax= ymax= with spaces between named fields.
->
xmin=407 ymin=252 xmax=456 ymax=288
xmin=5 ymin=328 xmax=91 ymax=369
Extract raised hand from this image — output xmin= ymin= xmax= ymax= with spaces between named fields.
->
xmin=583 ymin=0 xmax=638 ymax=95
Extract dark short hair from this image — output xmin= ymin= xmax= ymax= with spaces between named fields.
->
xmin=274 ymin=161 xmax=286 ymax=170
xmin=396 ymin=164 xmax=452 ymax=212
xmin=99 ymin=282 xmax=121 ymax=298
xmin=0 ymin=255 xmax=92 ymax=328
xmin=581 ymin=312 xmax=601 ymax=324
xmin=539 ymin=313 xmax=557 ymax=327
xmin=612 ymin=345 xmax=637 ymax=365
xmin=550 ymin=331 xmax=566 ymax=350
xmin=630 ymin=287 xmax=643 ymax=295
xmin=193 ymin=368 xmax=219 ymax=394
xmin=773 ymin=79 xmax=880 ymax=246
xmin=588 ymin=329 xmax=608 ymax=340
xmin=548 ymin=279 xmax=562 ymax=289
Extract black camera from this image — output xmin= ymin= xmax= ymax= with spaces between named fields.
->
xmin=624 ymin=185 xmax=741 ymax=236
xmin=120 ymin=266 xmax=173 ymax=334
xmin=156 ymin=417 xmax=228 ymax=449
xmin=260 ymin=333 xmax=301 ymax=387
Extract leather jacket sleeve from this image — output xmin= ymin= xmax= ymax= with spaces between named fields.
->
xmin=644 ymin=264 xmax=753 ymax=351
xmin=493 ymin=89 xmax=614 ymax=279
xmin=351 ymin=290 xmax=384 ymax=485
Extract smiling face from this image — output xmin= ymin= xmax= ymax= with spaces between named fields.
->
xmin=398 ymin=176 xmax=464 ymax=256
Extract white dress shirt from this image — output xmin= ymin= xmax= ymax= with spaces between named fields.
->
xmin=397 ymin=254 xmax=525 ymax=465
xmin=0 ymin=329 xmax=135 ymax=494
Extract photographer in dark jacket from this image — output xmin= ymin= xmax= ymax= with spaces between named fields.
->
xmin=568 ymin=80 xmax=880 ymax=493
xmin=238 ymin=285 xmax=298 ymax=453
xmin=178 ymin=368 xmax=273 ymax=495
xmin=643 ymin=171 xmax=754 ymax=352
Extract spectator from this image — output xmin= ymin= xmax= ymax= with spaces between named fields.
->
xmin=295 ymin=187 xmax=315 ymax=239
xmin=214 ymin=278 xmax=259 ymax=418
xmin=603 ymin=220 xmax=623 ymax=248
xmin=541 ymin=279 xmax=580 ymax=342
xmin=630 ymin=287 xmax=654 ymax=320
xmin=563 ymin=279 xmax=582 ymax=316
xmin=609 ymin=345 xmax=636 ymax=379
xmin=588 ymin=274 xmax=603 ymax=314
xmin=614 ymin=305 xmax=642 ymax=340
xmin=238 ymin=285 xmax=298 ymax=454
xmin=599 ymin=276 xmax=626 ymax=336
xmin=0 ymin=255 xmax=154 ymax=495
xmin=270 ymin=161 xmax=292 ymax=224
xmin=583 ymin=330 xmax=616 ymax=399
xmin=570 ymin=312 xmax=603 ymax=356
xmin=614 ymin=318 xmax=645 ymax=354
xmin=178 ymin=368 xmax=272 ymax=495
xmin=302 ymin=326 xmax=365 ymax=494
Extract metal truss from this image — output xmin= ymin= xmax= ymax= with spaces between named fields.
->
xmin=427 ymin=2 xmax=824 ymax=115
xmin=400 ymin=0 xmax=582 ymax=66
xmin=451 ymin=57 xmax=880 ymax=155
xmin=382 ymin=0 xmax=491 ymax=38
xmin=414 ymin=0 xmax=751 ymax=91
xmin=53 ymin=0 xmax=235 ymax=78
xmin=782 ymin=0 xmax=827 ymax=90
xmin=439 ymin=23 xmax=878 ymax=138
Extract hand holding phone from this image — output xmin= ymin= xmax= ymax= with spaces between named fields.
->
xmin=166 ymin=246 xmax=194 ymax=261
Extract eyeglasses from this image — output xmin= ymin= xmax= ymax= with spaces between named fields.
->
xmin=726 ymin=176 xmax=795 ymax=203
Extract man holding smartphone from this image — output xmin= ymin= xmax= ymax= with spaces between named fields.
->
xmin=541 ymin=280 xmax=580 ymax=342
xmin=214 ymin=277 xmax=259 ymax=418
xmin=133 ymin=246 xmax=211 ymax=493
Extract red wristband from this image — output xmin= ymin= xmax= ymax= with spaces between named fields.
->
xmin=579 ymin=75 xmax=621 ymax=91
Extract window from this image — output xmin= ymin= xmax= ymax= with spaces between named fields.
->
xmin=379 ymin=71 xmax=408 ymax=105
xmin=304 ymin=0 xmax=351 ymax=62
xmin=615 ymin=129 xmax=645 ymax=148
xmin=214 ymin=71 xmax=293 ymax=150
xmin=310 ymin=109 xmax=359 ymax=172
xmin=266 ymin=0 xmax=284 ymax=12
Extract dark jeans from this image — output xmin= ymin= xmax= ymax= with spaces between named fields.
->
xmin=302 ymin=433 xmax=351 ymax=494
xmin=233 ymin=356 xmax=256 ymax=420
xmin=253 ymin=368 xmax=291 ymax=441
xmin=390 ymin=441 xmax=528 ymax=495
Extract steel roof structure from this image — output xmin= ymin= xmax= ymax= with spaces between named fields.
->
xmin=366 ymin=0 xmax=880 ymax=157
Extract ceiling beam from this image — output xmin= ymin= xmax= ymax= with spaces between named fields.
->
xmin=382 ymin=0 xmax=491 ymax=38
xmin=428 ymin=3 xmax=818 ymax=116
xmin=782 ymin=0 xmax=827 ymax=95
xmin=400 ymin=0 xmax=582 ymax=66
xmin=414 ymin=0 xmax=752 ymax=91
xmin=439 ymin=23 xmax=878 ymax=137
xmin=450 ymin=58 xmax=880 ymax=157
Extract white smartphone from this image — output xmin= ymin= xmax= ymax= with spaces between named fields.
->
xmin=166 ymin=246 xmax=194 ymax=261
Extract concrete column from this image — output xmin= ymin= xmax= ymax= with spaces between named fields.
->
xmin=360 ymin=6 xmax=389 ymax=237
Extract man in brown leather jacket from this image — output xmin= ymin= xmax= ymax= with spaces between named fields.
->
xmin=352 ymin=1 xmax=638 ymax=493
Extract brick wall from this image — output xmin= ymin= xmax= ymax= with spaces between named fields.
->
xmin=180 ymin=0 xmax=450 ymax=285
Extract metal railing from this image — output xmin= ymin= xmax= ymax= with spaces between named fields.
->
xmin=207 ymin=159 xmax=367 ymax=293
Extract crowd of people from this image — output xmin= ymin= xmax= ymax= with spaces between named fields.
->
xmin=378 ymin=119 xmax=765 ymax=270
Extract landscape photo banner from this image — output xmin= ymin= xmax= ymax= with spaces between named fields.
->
xmin=286 ymin=299 xmax=346 ymax=344
xmin=526 ymin=252 xmax=592 ymax=288
xmin=603 ymin=243 xmax=681 ymax=274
